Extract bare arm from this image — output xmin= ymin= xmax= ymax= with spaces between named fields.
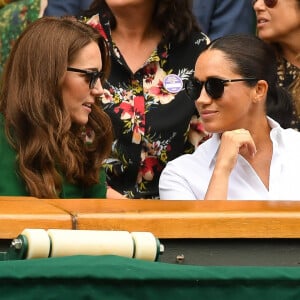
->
xmin=107 ymin=187 xmax=127 ymax=199
xmin=204 ymin=129 xmax=257 ymax=200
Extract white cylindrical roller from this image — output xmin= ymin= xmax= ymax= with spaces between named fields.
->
xmin=21 ymin=229 xmax=51 ymax=259
xmin=131 ymin=232 xmax=159 ymax=261
xmin=47 ymin=229 xmax=134 ymax=258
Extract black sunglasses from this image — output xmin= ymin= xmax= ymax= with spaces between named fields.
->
xmin=185 ymin=77 xmax=258 ymax=101
xmin=67 ymin=67 xmax=105 ymax=89
xmin=252 ymin=0 xmax=278 ymax=8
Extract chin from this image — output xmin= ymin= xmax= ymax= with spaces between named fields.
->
xmin=72 ymin=116 xmax=89 ymax=126
xmin=80 ymin=119 xmax=89 ymax=126
xmin=257 ymin=31 xmax=274 ymax=42
xmin=203 ymin=123 xmax=220 ymax=134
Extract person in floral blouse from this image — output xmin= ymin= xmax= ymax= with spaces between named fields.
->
xmin=84 ymin=0 xmax=210 ymax=199
xmin=253 ymin=0 xmax=300 ymax=130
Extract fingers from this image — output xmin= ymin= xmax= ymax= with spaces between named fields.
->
xmin=214 ymin=128 xmax=256 ymax=174
xmin=230 ymin=129 xmax=257 ymax=157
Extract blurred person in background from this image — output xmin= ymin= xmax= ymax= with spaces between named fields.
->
xmin=84 ymin=0 xmax=210 ymax=198
xmin=0 ymin=0 xmax=43 ymax=76
xmin=253 ymin=0 xmax=300 ymax=129
xmin=43 ymin=0 xmax=93 ymax=17
xmin=192 ymin=0 xmax=256 ymax=40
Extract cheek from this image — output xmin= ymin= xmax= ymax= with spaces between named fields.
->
xmin=222 ymin=91 xmax=251 ymax=114
xmin=270 ymin=11 xmax=294 ymax=31
xmin=195 ymin=100 xmax=201 ymax=112
xmin=61 ymin=79 xmax=88 ymax=109
xmin=62 ymin=87 xmax=76 ymax=111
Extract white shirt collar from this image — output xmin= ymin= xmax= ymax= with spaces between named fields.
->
xmin=204 ymin=117 xmax=283 ymax=169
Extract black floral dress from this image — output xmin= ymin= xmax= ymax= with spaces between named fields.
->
xmin=90 ymin=13 xmax=210 ymax=198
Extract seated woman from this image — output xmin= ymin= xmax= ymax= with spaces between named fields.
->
xmin=159 ymin=34 xmax=300 ymax=200
xmin=0 ymin=16 xmax=120 ymax=198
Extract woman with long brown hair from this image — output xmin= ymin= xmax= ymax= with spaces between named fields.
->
xmin=0 ymin=16 xmax=115 ymax=198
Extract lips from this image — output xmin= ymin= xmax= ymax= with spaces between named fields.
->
xmin=82 ymin=102 xmax=93 ymax=113
xmin=257 ymin=18 xmax=268 ymax=23
xmin=257 ymin=17 xmax=269 ymax=27
xmin=200 ymin=110 xmax=218 ymax=120
xmin=83 ymin=103 xmax=92 ymax=108
xmin=201 ymin=109 xmax=218 ymax=115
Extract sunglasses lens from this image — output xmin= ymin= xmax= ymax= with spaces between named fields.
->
xmin=89 ymin=72 xmax=105 ymax=89
xmin=90 ymin=75 xmax=96 ymax=89
xmin=252 ymin=0 xmax=277 ymax=8
xmin=185 ymin=79 xmax=203 ymax=101
xmin=205 ymin=78 xmax=224 ymax=99
xmin=264 ymin=0 xmax=277 ymax=7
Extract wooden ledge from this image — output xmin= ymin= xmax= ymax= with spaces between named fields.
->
xmin=2 ymin=197 xmax=300 ymax=239
xmin=47 ymin=199 xmax=300 ymax=238
xmin=0 ymin=197 xmax=72 ymax=238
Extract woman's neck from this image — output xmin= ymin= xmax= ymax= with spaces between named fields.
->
xmin=248 ymin=117 xmax=272 ymax=152
xmin=110 ymin=3 xmax=156 ymax=42
xmin=112 ymin=17 xmax=156 ymax=44
xmin=110 ymin=5 xmax=162 ymax=73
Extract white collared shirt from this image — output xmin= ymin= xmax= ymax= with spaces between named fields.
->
xmin=159 ymin=118 xmax=300 ymax=200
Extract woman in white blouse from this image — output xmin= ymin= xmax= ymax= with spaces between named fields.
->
xmin=159 ymin=34 xmax=299 ymax=200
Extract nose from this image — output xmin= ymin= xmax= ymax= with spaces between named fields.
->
xmin=91 ymin=78 xmax=104 ymax=96
xmin=195 ymin=87 xmax=212 ymax=107
xmin=252 ymin=0 xmax=265 ymax=10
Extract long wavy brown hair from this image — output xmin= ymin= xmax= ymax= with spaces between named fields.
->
xmin=0 ymin=17 xmax=113 ymax=198
xmin=85 ymin=0 xmax=201 ymax=44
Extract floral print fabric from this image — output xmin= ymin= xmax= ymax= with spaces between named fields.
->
xmin=277 ymin=57 xmax=300 ymax=130
xmin=91 ymin=13 xmax=210 ymax=198
xmin=0 ymin=0 xmax=40 ymax=76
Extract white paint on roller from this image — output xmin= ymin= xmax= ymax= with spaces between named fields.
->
xmin=47 ymin=229 xmax=134 ymax=258
xmin=131 ymin=232 xmax=158 ymax=261
xmin=21 ymin=229 xmax=51 ymax=259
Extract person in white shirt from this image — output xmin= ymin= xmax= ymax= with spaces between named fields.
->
xmin=159 ymin=34 xmax=298 ymax=200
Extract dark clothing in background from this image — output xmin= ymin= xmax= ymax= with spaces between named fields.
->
xmin=193 ymin=0 xmax=256 ymax=40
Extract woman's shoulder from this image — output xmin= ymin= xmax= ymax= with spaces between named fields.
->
xmin=191 ymin=31 xmax=210 ymax=46
xmin=175 ymin=30 xmax=210 ymax=50
xmin=279 ymin=127 xmax=300 ymax=149
xmin=0 ymin=113 xmax=17 ymax=159
xmin=277 ymin=57 xmax=300 ymax=88
xmin=167 ymin=30 xmax=209 ymax=64
xmin=0 ymin=113 xmax=5 ymax=134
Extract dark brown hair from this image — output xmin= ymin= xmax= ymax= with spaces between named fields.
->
xmin=206 ymin=34 xmax=294 ymax=128
xmin=85 ymin=0 xmax=201 ymax=44
xmin=0 ymin=17 xmax=113 ymax=198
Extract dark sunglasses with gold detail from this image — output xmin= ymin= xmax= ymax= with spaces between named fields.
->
xmin=252 ymin=0 xmax=278 ymax=8
xmin=185 ymin=77 xmax=258 ymax=101
xmin=67 ymin=67 xmax=105 ymax=89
